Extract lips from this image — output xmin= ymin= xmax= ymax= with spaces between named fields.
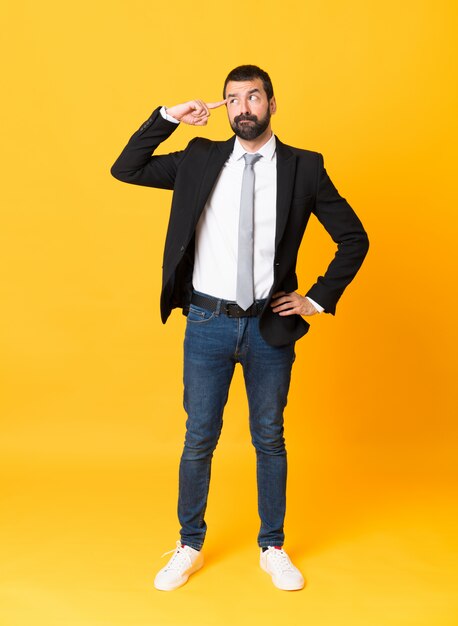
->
xmin=235 ymin=116 xmax=257 ymax=124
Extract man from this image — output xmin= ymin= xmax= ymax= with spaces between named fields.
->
xmin=111 ymin=65 xmax=369 ymax=592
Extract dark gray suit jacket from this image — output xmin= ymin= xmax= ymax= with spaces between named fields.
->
xmin=111 ymin=107 xmax=369 ymax=346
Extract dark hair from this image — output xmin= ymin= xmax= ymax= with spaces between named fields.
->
xmin=223 ymin=64 xmax=274 ymax=100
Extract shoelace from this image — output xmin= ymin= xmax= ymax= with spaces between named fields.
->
xmin=160 ymin=540 xmax=192 ymax=572
xmin=266 ymin=548 xmax=296 ymax=574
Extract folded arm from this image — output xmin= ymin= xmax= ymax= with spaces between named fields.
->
xmin=110 ymin=100 xmax=226 ymax=189
xmin=110 ymin=107 xmax=188 ymax=189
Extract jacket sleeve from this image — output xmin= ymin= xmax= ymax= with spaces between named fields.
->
xmin=110 ymin=106 xmax=189 ymax=190
xmin=305 ymin=153 xmax=370 ymax=315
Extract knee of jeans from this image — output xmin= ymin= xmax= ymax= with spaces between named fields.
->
xmin=251 ymin=432 xmax=286 ymax=455
xmin=182 ymin=431 xmax=222 ymax=460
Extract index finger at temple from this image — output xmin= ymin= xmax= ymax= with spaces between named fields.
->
xmin=206 ymin=99 xmax=228 ymax=109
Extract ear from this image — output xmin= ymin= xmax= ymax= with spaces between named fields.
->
xmin=270 ymin=96 xmax=277 ymax=115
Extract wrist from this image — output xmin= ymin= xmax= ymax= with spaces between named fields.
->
xmin=164 ymin=105 xmax=182 ymax=121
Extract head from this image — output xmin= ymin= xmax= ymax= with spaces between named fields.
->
xmin=223 ymin=65 xmax=276 ymax=141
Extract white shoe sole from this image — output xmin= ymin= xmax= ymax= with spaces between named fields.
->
xmin=260 ymin=559 xmax=304 ymax=591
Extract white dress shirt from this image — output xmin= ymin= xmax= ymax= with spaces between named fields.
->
xmin=159 ymin=106 xmax=324 ymax=312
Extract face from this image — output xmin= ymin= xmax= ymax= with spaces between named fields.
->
xmin=224 ymin=77 xmax=276 ymax=140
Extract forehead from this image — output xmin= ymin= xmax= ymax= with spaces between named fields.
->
xmin=225 ymin=77 xmax=266 ymax=97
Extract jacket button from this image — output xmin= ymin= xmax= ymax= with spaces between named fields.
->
xmin=180 ymin=246 xmax=185 ymax=252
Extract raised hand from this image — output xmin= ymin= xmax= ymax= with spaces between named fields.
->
xmin=165 ymin=99 xmax=227 ymax=126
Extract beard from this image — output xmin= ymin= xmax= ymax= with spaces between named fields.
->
xmin=230 ymin=108 xmax=271 ymax=140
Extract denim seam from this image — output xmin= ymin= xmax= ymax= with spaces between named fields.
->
xmin=234 ymin=318 xmax=244 ymax=358
xmin=186 ymin=312 xmax=216 ymax=324
xmin=196 ymin=461 xmax=211 ymax=532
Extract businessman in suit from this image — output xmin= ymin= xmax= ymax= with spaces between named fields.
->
xmin=111 ymin=65 xmax=369 ymax=591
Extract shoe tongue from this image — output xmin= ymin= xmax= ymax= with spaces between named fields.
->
xmin=274 ymin=546 xmax=282 ymax=550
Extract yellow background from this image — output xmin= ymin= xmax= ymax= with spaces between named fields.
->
xmin=1 ymin=1 xmax=457 ymax=624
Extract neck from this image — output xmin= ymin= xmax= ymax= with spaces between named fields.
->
xmin=237 ymin=127 xmax=273 ymax=153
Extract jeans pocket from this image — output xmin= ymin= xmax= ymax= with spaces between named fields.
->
xmin=186 ymin=304 xmax=216 ymax=324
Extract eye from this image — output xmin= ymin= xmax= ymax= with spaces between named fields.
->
xmin=249 ymin=95 xmax=258 ymax=101
xmin=229 ymin=98 xmax=238 ymax=104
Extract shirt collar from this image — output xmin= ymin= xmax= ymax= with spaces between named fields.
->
xmin=232 ymin=131 xmax=276 ymax=162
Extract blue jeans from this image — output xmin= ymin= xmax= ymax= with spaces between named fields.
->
xmin=178 ymin=292 xmax=296 ymax=550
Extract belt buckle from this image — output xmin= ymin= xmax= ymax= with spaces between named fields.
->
xmin=227 ymin=302 xmax=255 ymax=317
xmin=225 ymin=303 xmax=239 ymax=318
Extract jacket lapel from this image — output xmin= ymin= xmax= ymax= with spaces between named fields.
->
xmin=275 ymin=138 xmax=297 ymax=249
xmin=192 ymin=136 xmax=235 ymax=221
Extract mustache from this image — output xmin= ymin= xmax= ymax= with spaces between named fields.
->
xmin=234 ymin=114 xmax=258 ymax=124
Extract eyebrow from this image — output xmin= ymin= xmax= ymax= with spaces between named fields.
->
xmin=226 ymin=88 xmax=261 ymax=98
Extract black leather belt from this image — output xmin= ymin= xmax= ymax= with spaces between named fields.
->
xmin=191 ymin=293 xmax=265 ymax=318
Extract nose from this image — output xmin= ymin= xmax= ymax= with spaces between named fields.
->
xmin=241 ymin=99 xmax=252 ymax=115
